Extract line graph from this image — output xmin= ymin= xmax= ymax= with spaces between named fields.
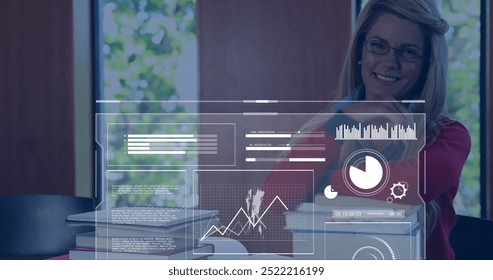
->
xmin=200 ymin=196 xmax=288 ymax=241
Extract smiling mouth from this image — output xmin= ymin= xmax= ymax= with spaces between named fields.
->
xmin=375 ymin=73 xmax=401 ymax=82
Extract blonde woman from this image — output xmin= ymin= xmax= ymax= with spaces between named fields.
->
xmin=263 ymin=0 xmax=471 ymax=259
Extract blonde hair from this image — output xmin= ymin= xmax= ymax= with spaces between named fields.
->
xmin=294 ymin=0 xmax=449 ymax=154
xmin=339 ymin=0 xmax=449 ymax=136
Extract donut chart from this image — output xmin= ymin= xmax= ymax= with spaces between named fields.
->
xmin=342 ymin=149 xmax=389 ymax=197
xmin=348 ymin=155 xmax=383 ymax=190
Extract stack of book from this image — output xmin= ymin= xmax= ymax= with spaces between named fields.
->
xmin=66 ymin=206 xmax=218 ymax=260
xmin=284 ymin=194 xmax=424 ymax=260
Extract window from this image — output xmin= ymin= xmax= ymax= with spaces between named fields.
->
xmin=97 ymin=0 xmax=198 ymax=207
xmin=100 ymin=0 xmax=197 ymax=102
xmin=440 ymin=0 xmax=481 ymax=217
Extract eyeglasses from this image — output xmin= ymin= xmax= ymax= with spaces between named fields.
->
xmin=364 ymin=40 xmax=423 ymax=62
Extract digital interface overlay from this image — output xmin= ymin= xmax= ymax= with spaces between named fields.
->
xmin=94 ymin=100 xmax=426 ymax=260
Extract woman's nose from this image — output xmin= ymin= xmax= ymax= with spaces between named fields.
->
xmin=382 ymin=50 xmax=400 ymax=69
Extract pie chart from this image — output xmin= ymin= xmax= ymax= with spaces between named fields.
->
xmin=349 ymin=155 xmax=383 ymax=190
xmin=342 ymin=149 xmax=389 ymax=196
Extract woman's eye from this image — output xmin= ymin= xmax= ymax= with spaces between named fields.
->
xmin=372 ymin=42 xmax=387 ymax=50
xmin=401 ymin=49 xmax=419 ymax=57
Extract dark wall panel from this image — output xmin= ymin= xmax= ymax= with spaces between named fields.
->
xmin=0 ymin=0 xmax=75 ymax=195
xmin=197 ymin=0 xmax=352 ymax=252
xmin=198 ymin=0 xmax=351 ymax=110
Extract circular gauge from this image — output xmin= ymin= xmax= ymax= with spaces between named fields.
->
xmin=344 ymin=234 xmax=398 ymax=260
xmin=342 ymin=149 xmax=389 ymax=197
xmin=352 ymin=246 xmax=385 ymax=260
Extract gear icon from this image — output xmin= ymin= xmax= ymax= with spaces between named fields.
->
xmin=390 ymin=181 xmax=408 ymax=199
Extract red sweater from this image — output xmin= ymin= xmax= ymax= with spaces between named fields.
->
xmin=263 ymin=116 xmax=471 ymax=259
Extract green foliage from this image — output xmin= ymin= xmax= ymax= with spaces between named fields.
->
xmin=103 ymin=0 xmax=195 ymax=103
xmin=102 ymin=0 xmax=197 ymax=207
xmin=440 ymin=0 xmax=481 ymax=217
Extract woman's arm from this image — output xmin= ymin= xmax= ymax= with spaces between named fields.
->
xmin=262 ymin=128 xmax=342 ymax=212
xmin=329 ymin=119 xmax=471 ymax=203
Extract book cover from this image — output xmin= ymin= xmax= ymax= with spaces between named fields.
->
xmin=67 ymin=207 xmax=218 ymax=228
xmin=94 ymin=217 xmax=217 ymax=240
xmin=69 ymin=243 xmax=214 ymax=260
xmin=75 ymin=231 xmax=198 ymax=253
xmin=314 ymin=194 xmax=416 ymax=213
